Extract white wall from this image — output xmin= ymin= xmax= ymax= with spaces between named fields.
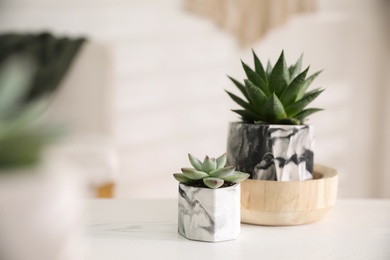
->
xmin=0 ymin=0 xmax=388 ymax=198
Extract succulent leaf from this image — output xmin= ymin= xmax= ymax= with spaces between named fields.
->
xmin=288 ymin=53 xmax=303 ymax=82
xmin=231 ymin=109 xmax=262 ymax=121
xmin=252 ymin=49 xmax=268 ymax=83
xmin=203 ymin=177 xmax=224 ymax=189
xmin=222 ymin=171 xmax=250 ymax=183
xmin=266 ymin=60 xmax=273 ymax=78
xmin=245 ymin=80 xmax=267 ymax=113
xmin=173 ymin=173 xmax=194 ymax=184
xmin=277 ymin=118 xmax=300 ymax=125
xmin=280 ymin=66 xmax=309 ymax=106
xmin=263 ymin=94 xmax=287 ymax=122
xmin=254 ymin=120 xmax=268 ymax=124
xmin=215 ymin=153 xmax=227 ymax=169
xmin=188 ymin=153 xmax=203 ymax=171
xmin=202 ymin=156 xmax=216 ymax=173
xmin=297 ymin=70 xmax=322 ymax=99
xmin=227 ymin=76 xmax=250 ymax=101
xmin=269 ymin=51 xmax=289 ymax=96
xmin=181 ymin=168 xmax=209 ymax=180
xmin=209 ymin=166 xmax=235 ymax=178
xmin=294 ymin=108 xmax=323 ymax=122
xmin=225 ymin=90 xmax=257 ymax=113
xmin=241 ymin=61 xmax=270 ymax=96
xmin=286 ymin=88 xmax=324 ymax=117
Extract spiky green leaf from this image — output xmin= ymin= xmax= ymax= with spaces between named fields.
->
xmin=254 ymin=120 xmax=268 ymax=124
xmin=269 ymin=51 xmax=289 ymax=95
xmin=216 ymin=153 xmax=227 ymax=169
xmin=173 ymin=173 xmax=194 ymax=184
xmin=263 ymin=94 xmax=287 ymax=122
xmin=181 ymin=168 xmax=209 ymax=180
xmin=222 ymin=171 xmax=250 ymax=183
xmin=266 ymin=60 xmax=273 ymax=78
xmin=209 ymin=166 xmax=235 ymax=178
xmin=231 ymin=109 xmax=262 ymax=122
xmin=277 ymin=118 xmax=301 ymax=125
xmin=241 ymin=61 xmax=270 ymax=96
xmin=202 ymin=156 xmax=216 ymax=173
xmin=280 ymin=66 xmax=309 ymax=106
xmin=286 ymin=89 xmax=324 ymax=117
xmin=297 ymin=70 xmax=322 ymax=99
xmin=231 ymin=109 xmax=261 ymax=122
xmin=252 ymin=49 xmax=268 ymax=83
xmin=188 ymin=154 xmax=203 ymax=171
xmin=227 ymin=76 xmax=250 ymax=101
xmin=225 ymin=90 xmax=257 ymax=113
xmin=245 ymin=80 xmax=268 ymax=113
xmin=294 ymin=108 xmax=323 ymax=122
xmin=203 ymin=177 xmax=224 ymax=189
xmin=288 ymin=53 xmax=303 ymax=82
xmin=304 ymin=87 xmax=323 ymax=97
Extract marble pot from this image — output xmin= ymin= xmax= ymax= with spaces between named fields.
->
xmin=178 ymin=183 xmax=241 ymax=242
xmin=227 ymin=122 xmax=315 ymax=181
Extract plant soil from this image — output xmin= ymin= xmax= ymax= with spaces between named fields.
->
xmin=188 ymin=180 xmax=236 ymax=189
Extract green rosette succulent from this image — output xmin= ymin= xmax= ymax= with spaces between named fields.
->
xmin=173 ymin=153 xmax=249 ymax=189
xmin=226 ymin=50 xmax=324 ymax=125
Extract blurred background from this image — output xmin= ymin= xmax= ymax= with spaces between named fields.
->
xmin=0 ymin=0 xmax=389 ymax=201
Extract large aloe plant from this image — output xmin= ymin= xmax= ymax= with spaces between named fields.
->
xmin=226 ymin=50 xmax=324 ymax=125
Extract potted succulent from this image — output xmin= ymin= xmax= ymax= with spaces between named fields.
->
xmin=225 ymin=50 xmax=338 ymax=225
xmin=0 ymin=56 xmax=84 ymax=260
xmin=226 ymin=50 xmax=323 ymax=181
xmin=173 ymin=153 xmax=249 ymax=242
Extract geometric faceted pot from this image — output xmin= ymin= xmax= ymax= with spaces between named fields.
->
xmin=178 ymin=183 xmax=241 ymax=242
xmin=227 ymin=122 xmax=315 ymax=181
xmin=241 ymin=164 xmax=338 ymax=226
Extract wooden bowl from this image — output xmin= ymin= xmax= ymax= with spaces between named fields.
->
xmin=241 ymin=165 xmax=338 ymax=226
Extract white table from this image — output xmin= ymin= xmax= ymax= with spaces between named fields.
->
xmin=85 ymin=199 xmax=390 ymax=259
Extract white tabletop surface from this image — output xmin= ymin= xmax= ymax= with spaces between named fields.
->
xmin=85 ymin=199 xmax=390 ymax=260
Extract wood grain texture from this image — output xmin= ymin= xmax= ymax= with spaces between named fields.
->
xmin=241 ymin=164 xmax=338 ymax=226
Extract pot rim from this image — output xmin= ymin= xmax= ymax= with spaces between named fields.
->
xmin=229 ymin=121 xmax=313 ymax=128
xmin=179 ymin=182 xmax=240 ymax=190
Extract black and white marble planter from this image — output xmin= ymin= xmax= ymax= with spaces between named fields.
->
xmin=178 ymin=183 xmax=240 ymax=242
xmin=227 ymin=122 xmax=314 ymax=181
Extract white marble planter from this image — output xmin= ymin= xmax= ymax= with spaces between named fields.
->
xmin=0 ymin=163 xmax=85 ymax=260
xmin=227 ymin=122 xmax=315 ymax=181
xmin=178 ymin=183 xmax=240 ymax=242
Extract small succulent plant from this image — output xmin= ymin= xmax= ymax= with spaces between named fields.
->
xmin=226 ymin=50 xmax=324 ymax=125
xmin=173 ymin=153 xmax=250 ymax=189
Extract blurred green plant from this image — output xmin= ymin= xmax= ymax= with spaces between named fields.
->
xmin=0 ymin=55 xmax=59 ymax=170
xmin=173 ymin=153 xmax=249 ymax=189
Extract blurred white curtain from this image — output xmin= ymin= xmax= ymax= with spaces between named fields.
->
xmin=43 ymin=43 xmax=118 ymax=197
xmin=379 ymin=1 xmax=390 ymax=198
xmin=185 ymin=0 xmax=317 ymax=46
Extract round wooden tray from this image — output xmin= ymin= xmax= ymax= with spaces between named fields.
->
xmin=241 ymin=165 xmax=338 ymax=226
